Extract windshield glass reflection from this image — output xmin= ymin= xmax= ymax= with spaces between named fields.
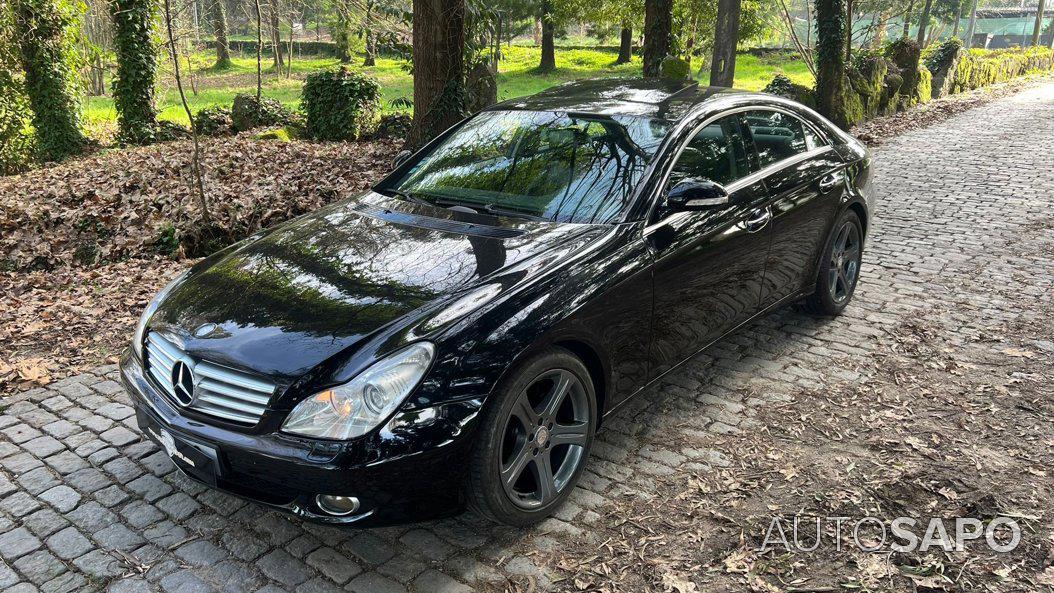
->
xmin=391 ymin=110 xmax=670 ymax=224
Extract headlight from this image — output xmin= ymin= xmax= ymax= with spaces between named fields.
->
xmin=282 ymin=342 xmax=436 ymax=440
xmin=132 ymin=271 xmax=188 ymax=360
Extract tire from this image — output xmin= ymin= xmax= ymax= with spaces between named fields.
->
xmin=805 ymin=209 xmax=864 ymax=316
xmin=466 ymin=347 xmax=597 ymax=526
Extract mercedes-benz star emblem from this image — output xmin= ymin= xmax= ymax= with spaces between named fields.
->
xmin=171 ymin=361 xmax=195 ymax=407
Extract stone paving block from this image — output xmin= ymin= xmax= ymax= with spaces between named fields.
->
xmin=12 ymin=551 xmax=65 ymax=583
xmin=21 ymin=510 xmax=69 ymax=539
xmin=45 ymin=526 xmax=93 ymax=560
xmin=0 ymin=527 xmax=42 ymax=561
xmin=126 ymin=475 xmax=172 ymax=502
xmin=305 ymin=546 xmax=361 ymax=584
xmin=345 ymin=572 xmax=408 ymax=593
xmin=257 ymin=550 xmax=312 ymax=587
xmin=93 ymin=523 xmax=145 ymax=551
xmin=175 ymin=540 xmax=227 ymax=567
xmin=37 ymin=485 xmax=80 ymax=513
xmin=413 ymin=570 xmax=473 ymax=593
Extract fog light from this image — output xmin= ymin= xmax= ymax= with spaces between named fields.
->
xmin=316 ymin=494 xmax=360 ymax=516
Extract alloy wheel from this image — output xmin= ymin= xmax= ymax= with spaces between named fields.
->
xmin=499 ymin=369 xmax=590 ymax=509
xmin=828 ymin=220 xmax=861 ymax=304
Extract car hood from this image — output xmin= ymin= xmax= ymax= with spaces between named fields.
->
xmin=149 ymin=192 xmax=602 ymax=380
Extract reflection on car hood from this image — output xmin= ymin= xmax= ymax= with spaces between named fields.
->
xmin=150 ymin=192 xmax=601 ymax=379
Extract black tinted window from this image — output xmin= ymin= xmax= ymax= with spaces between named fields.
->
xmin=669 ymin=116 xmax=751 ymax=187
xmin=743 ymin=110 xmax=820 ymax=168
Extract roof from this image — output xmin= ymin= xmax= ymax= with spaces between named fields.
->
xmin=491 ymin=78 xmax=752 ymax=123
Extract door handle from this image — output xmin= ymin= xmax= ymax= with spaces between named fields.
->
xmin=818 ymin=172 xmax=845 ymax=192
xmin=743 ymin=207 xmax=771 ymax=233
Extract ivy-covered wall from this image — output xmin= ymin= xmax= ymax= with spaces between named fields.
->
xmin=11 ymin=0 xmax=86 ymax=162
xmin=110 ymin=0 xmax=159 ymax=144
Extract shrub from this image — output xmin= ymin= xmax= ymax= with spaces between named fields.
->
xmin=300 ymin=67 xmax=380 ymax=142
xmin=371 ymin=112 xmax=411 ymax=140
xmin=194 ymin=105 xmax=234 ymax=136
xmin=659 ymin=56 xmax=690 ymax=80
xmin=762 ymin=74 xmax=816 ymax=108
xmin=231 ymin=93 xmax=298 ymax=133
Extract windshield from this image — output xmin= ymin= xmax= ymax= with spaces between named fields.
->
xmin=387 ymin=110 xmax=671 ymax=224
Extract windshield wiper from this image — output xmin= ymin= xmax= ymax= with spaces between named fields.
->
xmin=481 ymin=203 xmax=547 ymax=222
xmin=387 ymin=189 xmax=436 ymax=208
xmin=427 ymin=197 xmax=546 ymax=222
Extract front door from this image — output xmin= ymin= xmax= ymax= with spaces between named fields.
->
xmin=646 ymin=115 xmax=772 ymax=378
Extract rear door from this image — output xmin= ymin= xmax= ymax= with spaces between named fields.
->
xmin=740 ymin=110 xmax=848 ymax=306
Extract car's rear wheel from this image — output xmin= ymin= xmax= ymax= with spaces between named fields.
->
xmin=466 ymin=348 xmax=596 ymax=526
xmin=805 ymin=209 xmax=863 ymax=316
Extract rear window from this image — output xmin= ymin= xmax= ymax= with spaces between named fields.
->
xmin=743 ymin=110 xmax=824 ymax=168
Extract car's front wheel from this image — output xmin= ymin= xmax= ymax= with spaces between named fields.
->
xmin=466 ymin=348 xmax=596 ymax=526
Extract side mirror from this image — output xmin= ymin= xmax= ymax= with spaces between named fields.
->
xmin=392 ymin=150 xmax=412 ymax=170
xmin=667 ymin=178 xmax=729 ymax=210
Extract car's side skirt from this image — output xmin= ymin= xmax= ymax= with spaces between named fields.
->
xmin=601 ymin=288 xmax=809 ymax=422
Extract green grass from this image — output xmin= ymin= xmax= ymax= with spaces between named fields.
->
xmin=82 ymin=45 xmax=813 ymax=134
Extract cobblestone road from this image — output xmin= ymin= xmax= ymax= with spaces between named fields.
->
xmin=1 ymin=83 xmax=1052 ymax=593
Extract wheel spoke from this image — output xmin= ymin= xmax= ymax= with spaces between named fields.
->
xmin=500 ymin=442 xmax=532 ymax=487
xmin=533 ymin=452 xmax=556 ymax=501
xmin=510 ymin=393 xmax=538 ymax=429
xmin=843 ymin=245 xmax=860 ymax=263
xmin=539 ymin=370 xmax=573 ymax=419
xmin=837 ymin=267 xmax=849 ymax=294
xmin=549 ymin=421 xmax=588 ymax=447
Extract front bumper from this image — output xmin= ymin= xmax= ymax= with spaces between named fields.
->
xmin=119 ymin=351 xmax=483 ymax=526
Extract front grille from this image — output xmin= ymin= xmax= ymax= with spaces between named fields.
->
xmin=145 ymin=332 xmax=276 ymax=425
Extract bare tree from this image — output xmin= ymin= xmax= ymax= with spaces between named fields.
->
xmin=254 ymin=0 xmax=263 ymax=105
xmin=963 ymin=0 xmax=978 ymax=47
xmin=916 ymin=0 xmax=934 ymax=46
xmin=1032 ymin=0 xmax=1046 ymax=46
xmin=211 ymin=0 xmax=231 ymax=67
xmin=162 ymin=0 xmax=210 ymax=222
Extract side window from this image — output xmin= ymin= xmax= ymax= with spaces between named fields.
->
xmin=669 ymin=116 xmax=751 ymax=187
xmin=743 ymin=110 xmax=823 ymax=168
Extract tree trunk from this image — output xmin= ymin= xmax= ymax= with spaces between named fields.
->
xmin=903 ymin=0 xmax=914 ymax=38
xmin=254 ymin=0 xmax=262 ymax=106
xmin=845 ymin=0 xmax=853 ymax=61
xmin=12 ymin=0 xmax=86 ymax=161
xmin=616 ymin=24 xmax=633 ymax=64
xmin=964 ymin=0 xmax=978 ymax=47
xmin=539 ymin=0 xmax=555 ymax=71
xmin=872 ymin=9 xmax=889 ymax=49
xmin=916 ymin=0 xmax=934 ymax=46
xmin=109 ymin=0 xmax=159 ymax=144
xmin=409 ymin=0 xmax=466 ymax=149
xmin=533 ymin=17 xmax=541 ymax=45
xmin=1032 ymin=0 xmax=1047 ymax=46
xmin=805 ymin=0 xmax=812 ymax=48
xmin=269 ymin=0 xmax=284 ymax=69
xmin=952 ymin=0 xmax=963 ymax=38
xmin=363 ymin=0 xmax=376 ymax=66
xmin=815 ymin=0 xmax=850 ymax=128
xmin=211 ymin=0 xmax=231 ymax=68
xmin=710 ymin=0 xmax=741 ymax=87
xmin=643 ymin=0 xmax=673 ymax=77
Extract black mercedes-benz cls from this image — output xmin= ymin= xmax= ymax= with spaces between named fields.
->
xmin=121 ymin=78 xmax=873 ymax=526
